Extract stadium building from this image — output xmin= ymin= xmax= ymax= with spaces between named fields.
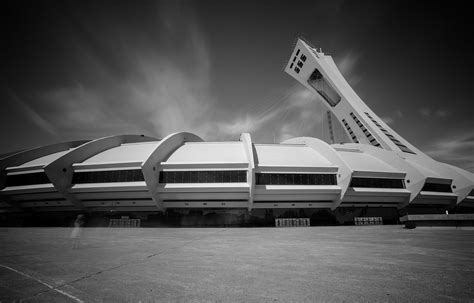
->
xmin=1 ymin=38 xmax=473 ymax=226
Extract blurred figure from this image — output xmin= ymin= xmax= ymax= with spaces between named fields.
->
xmin=71 ymin=214 xmax=85 ymax=249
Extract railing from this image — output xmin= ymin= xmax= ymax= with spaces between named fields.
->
xmin=109 ymin=218 xmax=141 ymax=228
xmin=354 ymin=217 xmax=383 ymax=225
xmin=275 ymin=218 xmax=310 ymax=227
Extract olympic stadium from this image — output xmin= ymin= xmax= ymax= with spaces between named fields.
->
xmin=1 ymin=38 xmax=473 ymax=226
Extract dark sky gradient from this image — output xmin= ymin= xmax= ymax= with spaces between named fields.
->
xmin=1 ymin=0 xmax=473 ymax=171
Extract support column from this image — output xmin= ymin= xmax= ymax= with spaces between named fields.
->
xmin=240 ymin=133 xmax=256 ymax=212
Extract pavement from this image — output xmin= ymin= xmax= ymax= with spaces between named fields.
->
xmin=0 ymin=226 xmax=473 ymax=302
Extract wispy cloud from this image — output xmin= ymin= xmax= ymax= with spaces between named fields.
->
xmin=380 ymin=116 xmax=394 ymax=125
xmin=419 ymin=108 xmax=450 ymax=119
xmin=425 ymin=129 xmax=474 ymax=173
xmin=9 ymin=92 xmax=59 ymax=137
xmin=336 ymin=51 xmax=362 ymax=86
xmin=33 ymin=2 xmax=217 ymax=140
xmin=215 ymin=85 xmax=325 ymax=142
xmin=379 ymin=109 xmax=403 ymax=125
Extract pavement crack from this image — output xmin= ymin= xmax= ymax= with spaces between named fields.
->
xmin=59 ymin=228 xmax=229 ymax=287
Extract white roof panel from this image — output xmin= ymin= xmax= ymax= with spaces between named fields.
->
xmin=166 ymin=142 xmax=247 ymax=163
xmin=20 ymin=148 xmax=75 ymax=167
xmin=337 ymin=150 xmax=401 ymax=173
xmin=255 ymin=144 xmax=332 ymax=167
xmin=82 ymin=142 xmax=160 ymax=164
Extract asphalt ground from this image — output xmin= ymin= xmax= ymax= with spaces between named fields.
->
xmin=0 ymin=226 xmax=473 ymax=302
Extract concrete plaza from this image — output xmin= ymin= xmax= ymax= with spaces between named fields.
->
xmin=0 ymin=226 xmax=473 ymax=302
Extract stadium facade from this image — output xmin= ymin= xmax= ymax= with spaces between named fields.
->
xmin=1 ymin=38 xmax=473 ymax=226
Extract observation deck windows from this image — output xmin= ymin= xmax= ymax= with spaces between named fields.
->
xmin=421 ymin=182 xmax=452 ymax=193
xmin=6 ymin=172 xmax=51 ymax=187
xmin=307 ymin=68 xmax=341 ymax=107
xmin=256 ymin=173 xmax=337 ymax=185
xmin=159 ymin=171 xmax=246 ymax=183
xmin=364 ymin=112 xmax=416 ymax=154
xmin=350 ymin=112 xmax=381 ymax=148
xmin=72 ymin=169 xmax=145 ymax=184
xmin=342 ymin=119 xmax=359 ymax=143
xmin=349 ymin=177 xmax=405 ymax=189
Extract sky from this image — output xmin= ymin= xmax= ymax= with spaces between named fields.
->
xmin=1 ymin=0 xmax=473 ymax=171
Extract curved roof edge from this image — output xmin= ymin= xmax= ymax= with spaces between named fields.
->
xmin=0 ymin=140 xmax=88 ymax=190
xmin=142 ymin=132 xmax=203 ymax=210
xmin=282 ymin=136 xmax=350 ymax=210
xmin=44 ymin=134 xmax=158 ymax=209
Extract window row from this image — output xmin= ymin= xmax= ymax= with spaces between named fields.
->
xmin=6 ymin=172 xmax=51 ymax=187
xmin=72 ymin=169 xmax=145 ymax=184
xmin=364 ymin=112 xmax=416 ymax=154
xmin=159 ymin=171 xmax=247 ymax=183
xmin=422 ymin=182 xmax=452 ymax=193
xmin=342 ymin=119 xmax=359 ymax=143
xmin=350 ymin=112 xmax=381 ymax=148
xmin=256 ymin=173 xmax=337 ymax=185
xmin=350 ymin=177 xmax=405 ymax=189
xmin=290 ymin=49 xmax=305 ymax=74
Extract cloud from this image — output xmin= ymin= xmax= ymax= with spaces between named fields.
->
xmin=214 ymin=85 xmax=327 ymax=143
xmin=8 ymin=92 xmax=59 ymax=137
xmin=394 ymin=109 xmax=403 ymax=118
xmin=424 ymin=130 xmax=474 ymax=173
xmin=380 ymin=116 xmax=394 ymax=125
xmin=31 ymin=2 xmax=218 ymax=141
xmin=7 ymin=2 xmax=350 ymax=147
xmin=379 ymin=110 xmax=403 ymax=125
xmin=336 ymin=51 xmax=362 ymax=86
xmin=419 ymin=108 xmax=450 ymax=119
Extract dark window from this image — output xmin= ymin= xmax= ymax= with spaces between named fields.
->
xmin=190 ymin=171 xmax=198 ymax=183
xmin=238 ymin=171 xmax=246 ymax=182
xmin=182 ymin=171 xmax=190 ymax=183
xmin=300 ymin=174 xmax=309 ymax=185
xmin=270 ymin=174 xmax=279 ymax=185
xmin=159 ymin=171 xmax=247 ymax=183
xmin=293 ymin=174 xmax=301 ymax=185
xmin=295 ymin=67 xmax=300 ymax=73
xmin=296 ymin=49 xmax=300 ymax=56
xmin=307 ymin=68 xmax=341 ymax=106
xmin=197 ymin=171 xmax=206 ymax=183
xmin=350 ymin=112 xmax=382 ymax=148
xmin=284 ymin=174 xmax=294 ymax=185
xmin=364 ymin=112 xmax=416 ymax=154
xmin=215 ymin=171 xmax=223 ymax=183
xmin=255 ymin=173 xmax=337 ymax=185
xmin=297 ymin=61 xmax=303 ymax=68
xmin=222 ymin=171 xmax=230 ymax=183
xmin=342 ymin=119 xmax=359 ymax=143
xmin=300 ymin=54 xmax=306 ymax=62
xmin=205 ymin=171 xmax=215 ymax=183
xmin=422 ymin=182 xmax=452 ymax=193
xmin=349 ymin=177 xmax=404 ymax=189
xmin=290 ymin=63 xmax=293 ymax=69
xmin=73 ymin=169 xmax=145 ymax=184
xmin=6 ymin=172 xmax=51 ymax=187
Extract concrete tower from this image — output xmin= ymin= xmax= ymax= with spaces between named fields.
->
xmin=285 ymin=37 xmax=474 ymax=207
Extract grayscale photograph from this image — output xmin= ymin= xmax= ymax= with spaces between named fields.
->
xmin=1 ymin=0 xmax=473 ymax=302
